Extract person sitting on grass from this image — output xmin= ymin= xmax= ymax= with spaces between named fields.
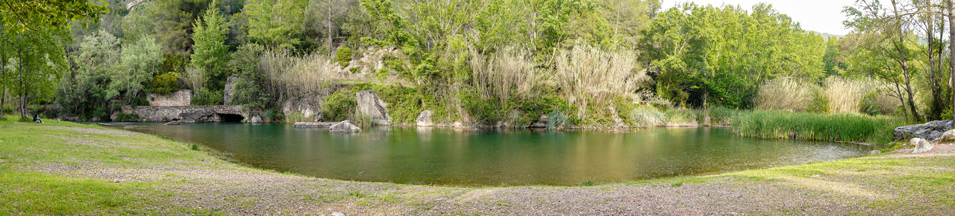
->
xmin=33 ymin=114 xmax=43 ymax=123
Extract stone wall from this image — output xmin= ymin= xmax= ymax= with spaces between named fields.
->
xmin=148 ymin=90 xmax=192 ymax=106
xmin=122 ymin=105 xmax=247 ymax=122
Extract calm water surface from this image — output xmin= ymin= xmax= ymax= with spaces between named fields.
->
xmin=111 ymin=123 xmax=869 ymax=186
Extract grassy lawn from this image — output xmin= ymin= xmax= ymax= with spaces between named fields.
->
xmin=1 ymin=118 xmax=953 ymax=215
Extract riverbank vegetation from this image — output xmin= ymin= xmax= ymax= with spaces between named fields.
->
xmin=5 ymin=0 xmax=955 ymax=143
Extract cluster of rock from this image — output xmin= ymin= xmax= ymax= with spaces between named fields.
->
xmin=894 ymin=120 xmax=952 ymax=141
xmin=894 ymin=120 xmax=955 ymax=154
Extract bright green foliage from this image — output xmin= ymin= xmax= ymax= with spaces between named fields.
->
xmin=191 ymin=0 xmax=232 ymax=90
xmin=244 ymin=0 xmax=307 ymax=49
xmin=136 ymin=0 xmax=210 ymax=53
xmin=8 ymin=28 xmax=70 ymax=109
xmin=822 ymin=37 xmax=848 ymax=76
xmin=149 ymin=72 xmax=182 ymax=95
xmin=112 ymin=36 xmax=163 ymax=103
xmin=336 ymin=47 xmax=353 ymax=67
xmin=641 ymin=3 xmax=826 ymax=108
xmin=322 ymin=91 xmax=357 ymax=121
xmin=0 ymin=0 xmax=109 ymax=32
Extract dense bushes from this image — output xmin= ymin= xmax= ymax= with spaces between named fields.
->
xmin=321 ymin=91 xmax=357 ymax=122
xmin=149 ymin=72 xmax=182 ymax=95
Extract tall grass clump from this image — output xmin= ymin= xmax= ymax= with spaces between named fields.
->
xmin=824 ymin=77 xmax=879 ymax=113
xmin=469 ymin=47 xmax=539 ymax=109
xmin=756 ymin=77 xmax=815 ymax=111
xmin=555 ymin=46 xmax=648 ymax=120
xmin=732 ymin=110 xmax=902 ymax=144
xmin=628 ymin=106 xmax=666 ymax=127
xmin=260 ymin=50 xmax=340 ymax=100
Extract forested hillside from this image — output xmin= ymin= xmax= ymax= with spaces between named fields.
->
xmin=0 ymin=0 xmax=950 ymax=127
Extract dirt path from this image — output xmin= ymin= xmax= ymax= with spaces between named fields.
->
xmin=7 ymin=123 xmax=955 ymax=215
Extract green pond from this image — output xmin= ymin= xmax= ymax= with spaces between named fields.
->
xmin=109 ymin=123 xmax=870 ymax=186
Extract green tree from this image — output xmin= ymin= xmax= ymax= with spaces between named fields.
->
xmin=111 ymin=36 xmax=162 ymax=103
xmin=244 ymin=0 xmax=307 ymax=49
xmin=57 ymin=30 xmax=121 ymax=119
xmin=191 ymin=0 xmax=232 ymax=90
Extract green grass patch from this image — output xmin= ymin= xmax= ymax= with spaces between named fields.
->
xmin=731 ymin=110 xmax=902 ymax=144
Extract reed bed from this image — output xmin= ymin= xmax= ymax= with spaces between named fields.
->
xmin=731 ymin=110 xmax=902 ymax=144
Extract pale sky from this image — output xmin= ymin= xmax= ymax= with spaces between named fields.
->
xmin=662 ymin=0 xmax=858 ymax=35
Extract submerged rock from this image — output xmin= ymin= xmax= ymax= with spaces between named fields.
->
xmin=911 ymin=138 xmax=934 ymax=154
xmin=416 ymin=110 xmax=433 ymax=127
xmin=329 ymin=120 xmax=362 ymax=133
xmin=894 ymin=120 xmax=952 ymax=141
xmin=164 ymin=120 xmax=181 ymax=125
xmin=356 ymin=90 xmax=391 ymax=126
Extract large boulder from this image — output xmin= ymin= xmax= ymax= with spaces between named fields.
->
xmin=416 ymin=110 xmax=434 ymax=127
xmin=528 ymin=115 xmax=548 ymax=129
xmin=329 ymin=120 xmax=362 ymax=133
xmin=894 ymin=120 xmax=952 ymax=141
xmin=911 ymin=138 xmax=934 ymax=154
xmin=356 ymin=90 xmax=391 ymax=125
xmin=223 ymin=77 xmax=239 ymax=105
xmin=935 ymin=129 xmax=955 ymax=143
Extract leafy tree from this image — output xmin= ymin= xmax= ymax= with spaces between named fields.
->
xmin=191 ymin=0 xmax=232 ymax=90
xmin=57 ymin=30 xmax=121 ymax=119
xmin=111 ymin=35 xmax=162 ymax=103
xmin=244 ymin=0 xmax=307 ymax=49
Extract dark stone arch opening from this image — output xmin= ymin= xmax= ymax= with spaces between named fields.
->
xmin=216 ymin=114 xmax=245 ymax=123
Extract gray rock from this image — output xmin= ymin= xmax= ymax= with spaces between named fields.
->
xmin=894 ymin=120 xmax=952 ymax=140
xmin=912 ymin=138 xmax=934 ymax=153
xmin=935 ymin=129 xmax=955 ymax=143
xmin=416 ymin=110 xmax=434 ymax=127
xmin=329 ymin=120 xmax=362 ymax=133
xmin=355 ymin=90 xmax=391 ymax=126
xmin=293 ymin=122 xmax=336 ymax=128
xmin=869 ymin=150 xmax=881 ymax=155
xmin=224 ymin=77 xmax=239 ymax=105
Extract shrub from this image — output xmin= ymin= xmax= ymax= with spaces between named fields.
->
xmin=756 ymin=77 xmax=814 ymax=111
xmin=336 ymin=47 xmax=353 ymax=67
xmin=859 ymin=91 xmax=900 ymax=116
xmin=115 ymin=113 xmax=141 ymax=122
xmin=149 ymin=72 xmax=181 ymax=95
xmin=664 ymin=109 xmax=698 ymax=126
xmin=322 ymin=91 xmax=356 ymax=122
xmin=191 ymin=88 xmax=223 ymax=105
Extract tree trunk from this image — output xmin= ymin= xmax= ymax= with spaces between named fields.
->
xmin=892 ymin=0 xmax=922 ymax=122
xmin=949 ymin=0 xmax=955 ymax=124
xmin=327 ymin=0 xmax=333 ymax=57
xmin=17 ymin=34 xmax=25 ymax=118
xmin=1 ymin=22 xmax=5 ymax=120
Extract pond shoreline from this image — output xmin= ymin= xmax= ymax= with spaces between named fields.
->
xmin=3 ymin=119 xmax=953 ymax=214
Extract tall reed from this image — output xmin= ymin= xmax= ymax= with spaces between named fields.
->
xmin=755 ymin=77 xmax=814 ymax=111
xmin=469 ymin=47 xmax=538 ymax=108
xmin=731 ymin=110 xmax=902 ymax=144
xmin=555 ymin=46 xmax=647 ymax=119
xmin=824 ymin=77 xmax=880 ymax=113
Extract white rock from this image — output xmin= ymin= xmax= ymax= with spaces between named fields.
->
xmin=936 ymin=129 xmax=955 ymax=143
xmin=416 ymin=110 xmax=433 ymax=127
xmin=912 ymin=138 xmax=934 ymax=154
xmin=329 ymin=120 xmax=362 ymax=133
xmin=331 ymin=212 xmax=345 ymax=216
